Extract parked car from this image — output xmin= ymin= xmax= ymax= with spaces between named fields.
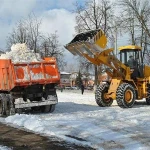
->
xmin=71 ymin=86 xmax=79 ymax=90
xmin=86 ymin=86 xmax=94 ymax=90
xmin=65 ymin=86 xmax=79 ymax=90
xmin=65 ymin=86 xmax=73 ymax=90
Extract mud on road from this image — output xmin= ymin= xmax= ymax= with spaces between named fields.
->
xmin=0 ymin=123 xmax=94 ymax=150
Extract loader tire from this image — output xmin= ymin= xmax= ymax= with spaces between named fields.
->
xmin=116 ymin=83 xmax=136 ymax=108
xmin=146 ymin=84 xmax=150 ymax=105
xmin=95 ymin=83 xmax=113 ymax=107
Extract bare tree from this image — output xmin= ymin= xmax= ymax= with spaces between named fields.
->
xmin=75 ymin=0 xmax=114 ymax=85
xmin=26 ymin=13 xmax=42 ymax=53
xmin=65 ymin=63 xmax=78 ymax=73
xmin=7 ymin=20 xmax=28 ymax=49
xmin=40 ymin=32 xmax=66 ymax=70
xmin=6 ymin=13 xmax=42 ymax=52
xmin=118 ymin=0 xmax=150 ymax=62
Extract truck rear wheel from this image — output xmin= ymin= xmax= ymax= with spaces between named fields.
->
xmin=41 ymin=105 xmax=50 ymax=113
xmin=5 ymin=94 xmax=15 ymax=116
xmin=95 ymin=83 xmax=113 ymax=107
xmin=0 ymin=94 xmax=6 ymax=116
xmin=49 ymin=105 xmax=55 ymax=113
xmin=41 ymin=104 xmax=55 ymax=113
xmin=116 ymin=83 xmax=136 ymax=108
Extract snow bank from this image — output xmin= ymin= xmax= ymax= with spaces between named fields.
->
xmin=2 ymin=90 xmax=150 ymax=149
xmin=0 ymin=43 xmax=42 ymax=63
xmin=0 ymin=145 xmax=12 ymax=150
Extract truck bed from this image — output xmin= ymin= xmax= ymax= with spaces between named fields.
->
xmin=0 ymin=57 xmax=60 ymax=91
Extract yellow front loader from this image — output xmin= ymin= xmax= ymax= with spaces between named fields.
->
xmin=65 ymin=29 xmax=150 ymax=108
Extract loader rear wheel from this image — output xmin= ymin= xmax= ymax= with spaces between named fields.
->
xmin=116 ymin=83 xmax=136 ymax=108
xmin=95 ymin=83 xmax=113 ymax=107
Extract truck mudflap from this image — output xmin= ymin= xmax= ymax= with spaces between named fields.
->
xmin=15 ymin=96 xmax=58 ymax=109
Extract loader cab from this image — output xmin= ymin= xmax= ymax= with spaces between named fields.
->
xmin=119 ymin=45 xmax=143 ymax=78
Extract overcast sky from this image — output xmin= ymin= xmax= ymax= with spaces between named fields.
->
xmin=0 ymin=0 xmax=84 ymax=64
xmin=0 ymin=0 xmax=128 ymax=67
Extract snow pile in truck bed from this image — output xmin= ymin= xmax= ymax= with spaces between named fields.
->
xmin=0 ymin=43 xmax=42 ymax=63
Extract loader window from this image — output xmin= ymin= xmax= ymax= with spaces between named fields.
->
xmin=120 ymin=50 xmax=140 ymax=67
xmin=120 ymin=51 xmax=127 ymax=64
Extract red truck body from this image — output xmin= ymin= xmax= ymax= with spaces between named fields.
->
xmin=0 ymin=57 xmax=60 ymax=91
xmin=0 ymin=57 xmax=60 ymax=116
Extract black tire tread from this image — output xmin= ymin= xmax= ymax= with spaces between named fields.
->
xmin=95 ymin=83 xmax=113 ymax=107
xmin=116 ymin=83 xmax=136 ymax=108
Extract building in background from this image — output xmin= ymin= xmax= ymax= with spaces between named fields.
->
xmin=60 ymin=72 xmax=71 ymax=88
xmin=70 ymin=72 xmax=78 ymax=86
xmin=60 ymin=72 xmax=94 ymax=88
xmin=60 ymin=71 xmax=109 ymax=89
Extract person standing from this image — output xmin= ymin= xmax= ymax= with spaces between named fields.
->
xmin=81 ymin=84 xmax=84 ymax=95
xmin=127 ymin=55 xmax=139 ymax=80
xmin=127 ymin=55 xmax=138 ymax=69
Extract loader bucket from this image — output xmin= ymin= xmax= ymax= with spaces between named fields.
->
xmin=65 ymin=29 xmax=107 ymax=58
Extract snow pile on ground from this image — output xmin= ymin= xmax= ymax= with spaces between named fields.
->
xmin=0 ymin=145 xmax=12 ymax=150
xmin=1 ymin=90 xmax=150 ymax=150
xmin=0 ymin=43 xmax=42 ymax=63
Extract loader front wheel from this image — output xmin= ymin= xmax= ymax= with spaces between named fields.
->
xmin=116 ymin=83 xmax=136 ymax=108
xmin=95 ymin=83 xmax=113 ymax=107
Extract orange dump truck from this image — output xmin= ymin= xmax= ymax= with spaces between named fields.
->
xmin=0 ymin=57 xmax=60 ymax=116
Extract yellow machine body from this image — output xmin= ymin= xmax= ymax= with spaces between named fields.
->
xmin=65 ymin=29 xmax=150 ymax=108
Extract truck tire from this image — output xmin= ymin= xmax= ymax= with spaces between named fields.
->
xmin=15 ymin=108 xmax=22 ymax=114
xmin=0 ymin=94 xmax=7 ymax=116
xmin=41 ymin=105 xmax=51 ymax=113
xmin=5 ymin=94 xmax=15 ymax=116
xmin=146 ymin=84 xmax=150 ymax=105
xmin=116 ymin=83 xmax=136 ymax=108
xmin=95 ymin=83 xmax=113 ymax=107
xmin=49 ymin=105 xmax=55 ymax=113
xmin=41 ymin=105 xmax=55 ymax=113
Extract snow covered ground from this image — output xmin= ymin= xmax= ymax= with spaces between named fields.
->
xmin=0 ymin=145 xmax=12 ymax=150
xmin=0 ymin=90 xmax=150 ymax=150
